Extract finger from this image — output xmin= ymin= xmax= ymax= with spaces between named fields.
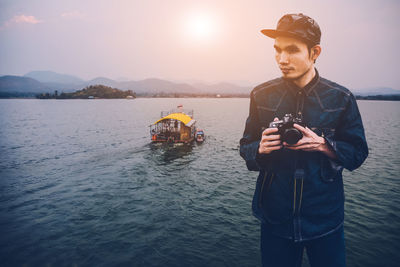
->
xmin=302 ymin=148 xmax=318 ymax=151
xmin=304 ymin=126 xmax=318 ymax=137
xmin=287 ymin=144 xmax=316 ymax=150
xmin=283 ymin=139 xmax=306 ymax=147
xmin=266 ymin=145 xmax=283 ymax=151
xmin=259 ymin=145 xmax=282 ymax=154
xmin=263 ymin=140 xmax=281 ymax=147
xmin=285 ymin=145 xmax=304 ymax=150
xmin=262 ymin=127 xmax=279 ymax=135
xmin=293 ymin=125 xmax=317 ymax=138
xmin=296 ymin=144 xmax=315 ymax=149
xmin=293 ymin=123 xmax=308 ymax=134
xmin=262 ymin=134 xmax=281 ymax=141
xmin=285 ymin=144 xmax=306 ymax=150
xmin=261 ymin=140 xmax=281 ymax=146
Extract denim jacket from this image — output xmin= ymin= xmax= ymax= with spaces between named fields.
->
xmin=240 ymin=69 xmax=368 ymax=241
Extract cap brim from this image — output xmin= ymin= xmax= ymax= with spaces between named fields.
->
xmin=260 ymin=29 xmax=316 ymax=45
xmin=261 ymin=29 xmax=303 ymax=40
xmin=260 ymin=29 xmax=281 ymax=39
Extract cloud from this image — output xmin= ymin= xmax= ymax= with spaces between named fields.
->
xmin=0 ymin=14 xmax=42 ymax=30
xmin=13 ymin=15 xmax=42 ymax=24
xmin=61 ymin=11 xmax=85 ymax=19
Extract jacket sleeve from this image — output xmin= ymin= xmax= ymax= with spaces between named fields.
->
xmin=240 ymin=92 xmax=273 ymax=171
xmin=324 ymin=93 xmax=368 ymax=171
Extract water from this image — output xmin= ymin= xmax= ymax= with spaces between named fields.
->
xmin=0 ymin=99 xmax=399 ymax=267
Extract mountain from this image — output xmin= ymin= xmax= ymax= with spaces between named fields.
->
xmin=40 ymin=82 xmax=80 ymax=92
xmin=87 ymin=77 xmax=117 ymax=87
xmin=122 ymin=78 xmax=201 ymax=94
xmin=84 ymin=77 xmax=200 ymax=94
xmin=0 ymin=75 xmax=49 ymax=93
xmin=2 ymin=70 xmax=399 ymax=97
xmin=352 ymin=87 xmax=400 ymax=96
xmin=1 ymin=70 xmax=256 ymax=96
xmin=24 ymin=71 xmax=84 ymax=85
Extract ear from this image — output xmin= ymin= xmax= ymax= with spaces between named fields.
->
xmin=311 ymin=45 xmax=322 ymax=61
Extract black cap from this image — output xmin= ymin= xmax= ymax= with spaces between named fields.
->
xmin=261 ymin=13 xmax=321 ymax=46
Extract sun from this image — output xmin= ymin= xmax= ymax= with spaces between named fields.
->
xmin=190 ymin=15 xmax=213 ymax=39
xmin=183 ymin=12 xmax=218 ymax=43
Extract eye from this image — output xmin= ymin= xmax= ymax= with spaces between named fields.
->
xmin=287 ymin=47 xmax=299 ymax=53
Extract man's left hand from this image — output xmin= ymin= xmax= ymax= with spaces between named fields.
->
xmin=283 ymin=124 xmax=326 ymax=152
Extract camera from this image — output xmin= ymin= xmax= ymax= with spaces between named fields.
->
xmin=268 ymin=114 xmax=303 ymax=145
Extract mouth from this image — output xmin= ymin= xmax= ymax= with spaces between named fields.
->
xmin=280 ymin=68 xmax=293 ymax=74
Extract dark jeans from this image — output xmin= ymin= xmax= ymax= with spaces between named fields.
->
xmin=261 ymin=224 xmax=346 ymax=267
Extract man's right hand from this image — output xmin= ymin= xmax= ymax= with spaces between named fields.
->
xmin=258 ymin=117 xmax=282 ymax=154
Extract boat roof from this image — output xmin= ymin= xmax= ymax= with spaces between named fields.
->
xmin=153 ymin=112 xmax=196 ymax=127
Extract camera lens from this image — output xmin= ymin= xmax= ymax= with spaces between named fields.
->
xmin=283 ymin=128 xmax=303 ymax=144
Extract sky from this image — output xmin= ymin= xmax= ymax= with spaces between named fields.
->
xmin=0 ymin=0 xmax=399 ymax=90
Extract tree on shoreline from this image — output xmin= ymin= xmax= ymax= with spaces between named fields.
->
xmin=36 ymin=85 xmax=136 ymax=99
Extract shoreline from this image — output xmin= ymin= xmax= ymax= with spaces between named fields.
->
xmin=0 ymin=96 xmax=400 ymax=101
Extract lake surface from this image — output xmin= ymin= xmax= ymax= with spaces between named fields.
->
xmin=0 ymin=98 xmax=399 ymax=267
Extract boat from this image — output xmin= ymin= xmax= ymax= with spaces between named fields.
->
xmin=195 ymin=129 xmax=205 ymax=143
xmin=150 ymin=106 xmax=197 ymax=144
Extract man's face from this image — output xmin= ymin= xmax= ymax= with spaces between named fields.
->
xmin=274 ymin=36 xmax=314 ymax=80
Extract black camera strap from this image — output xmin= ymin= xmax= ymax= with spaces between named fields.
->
xmin=293 ymin=152 xmax=305 ymax=216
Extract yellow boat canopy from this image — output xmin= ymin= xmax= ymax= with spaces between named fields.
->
xmin=153 ymin=113 xmax=196 ymax=127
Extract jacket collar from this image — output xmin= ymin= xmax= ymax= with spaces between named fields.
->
xmin=284 ymin=68 xmax=320 ymax=96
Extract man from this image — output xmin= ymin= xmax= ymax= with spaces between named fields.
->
xmin=239 ymin=13 xmax=368 ymax=267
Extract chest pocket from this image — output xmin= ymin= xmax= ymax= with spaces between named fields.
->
xmin=316 ymin=90 xmax=347 ymax=113
xmin=255 ymin=91 xmax=287 ymax=126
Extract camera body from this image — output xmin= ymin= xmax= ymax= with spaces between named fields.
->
xmin=269 ymin=114 xmax=303 ymax=145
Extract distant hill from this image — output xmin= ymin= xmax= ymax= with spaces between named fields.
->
xmin=87 ymin=77 xmax=117 ymax=87
xmin=356 ymin=94 xmax=400 ymax=101
xmin=24 ymin=71 xmax=84 ymax=85
xmin=121 ymin=78 xmax=202 ymax=94
xmin=0 ymin=75 xmax=50 ymax=95
xmin=39 ymin=82 xmax=80 ymax=92
xmin=352 ymin=87 xmax=400 ymax=96
xmin=1 ymin=70 xmax=399 ymax=98
xmin=84 ymin=77 xmax=203 ymax=94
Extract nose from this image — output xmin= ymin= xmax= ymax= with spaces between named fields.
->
xmin=278 ymin=52 xmax=289 ymax=65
